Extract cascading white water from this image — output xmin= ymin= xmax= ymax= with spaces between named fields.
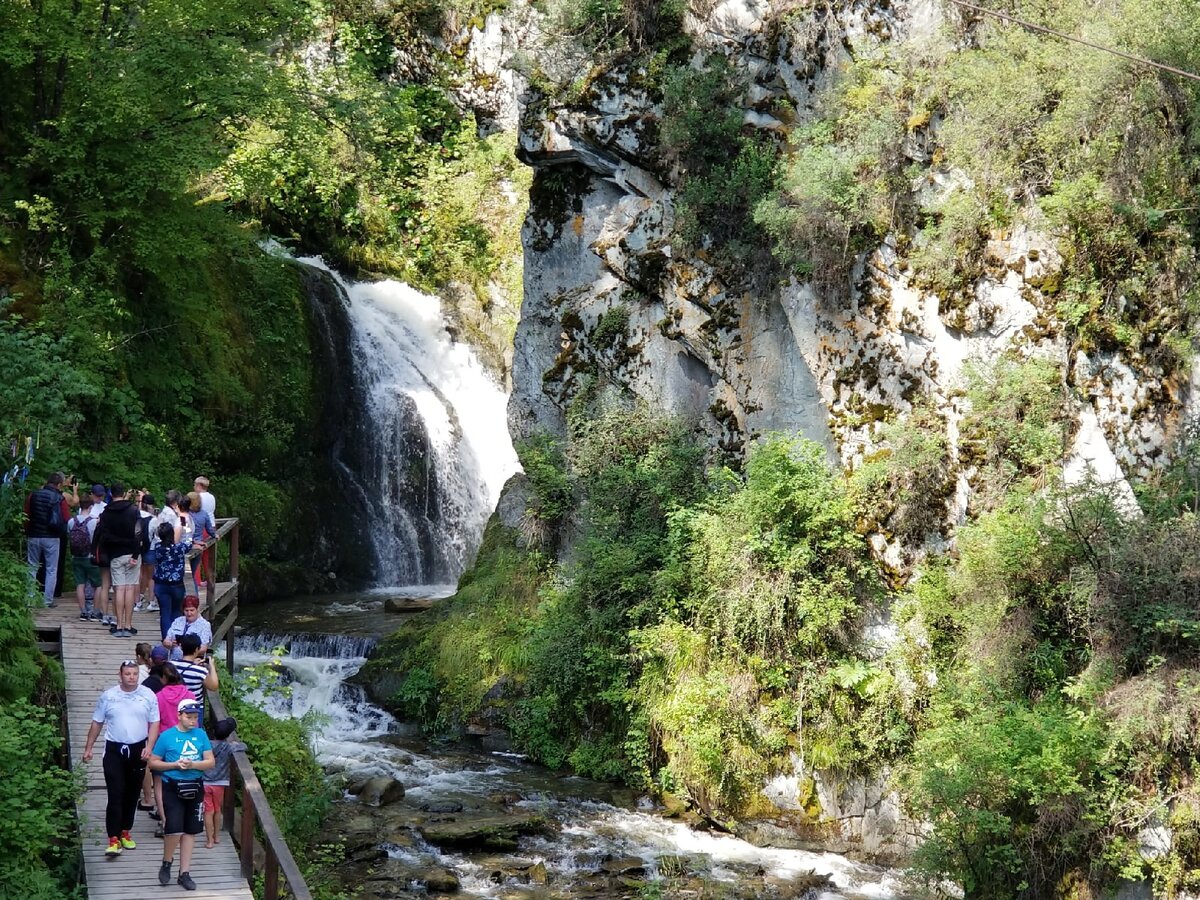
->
xmin=236 ymin=633 xmax=914 ymax=899
xmin=297 ymin=256 xmax=519 ymax=587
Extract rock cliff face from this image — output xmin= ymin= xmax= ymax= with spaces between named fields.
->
xmin=494 ymin=0 xmax=1194 ymax=507
xmin=451 ymin=0 xmax=1196 ymax=864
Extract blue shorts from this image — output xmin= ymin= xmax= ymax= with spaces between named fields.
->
xmin=144 ymin=546 xmax=158 ymax=566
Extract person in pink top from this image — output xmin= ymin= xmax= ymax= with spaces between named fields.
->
xmin=152 ymin=663 xmax=196 ymax=836
xmin=156 ymin=664 xmax=196 ymax=729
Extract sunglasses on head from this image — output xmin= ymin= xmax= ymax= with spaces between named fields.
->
xmin=121 ymin=659 xmax=138 ymax=667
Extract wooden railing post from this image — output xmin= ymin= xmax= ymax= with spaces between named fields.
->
xmin=265 ymin=845 xmax=280 ymax=900
xmin=240 ymin=787 xmax=256 ymax=880
xmin=229 ymin=521 xmax=239 ymax=582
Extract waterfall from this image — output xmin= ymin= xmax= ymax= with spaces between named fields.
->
xmin=296 ymin=255 xmax=519 ymax=588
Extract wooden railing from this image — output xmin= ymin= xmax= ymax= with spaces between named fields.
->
xmin=197 ymin=517 xmax=313 ymax=900
xmin=196 ymin=516 xmax=241 ymax=669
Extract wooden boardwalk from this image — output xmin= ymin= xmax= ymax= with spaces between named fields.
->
xmin=36 ymin=586 xmax=254 ymax=900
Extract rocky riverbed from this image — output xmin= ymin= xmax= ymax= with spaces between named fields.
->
xmin=234 ymin=600 xmax=914 ymax=899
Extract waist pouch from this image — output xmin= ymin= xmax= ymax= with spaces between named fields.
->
xmin=174 ymin=780 xmax=202 ymax=801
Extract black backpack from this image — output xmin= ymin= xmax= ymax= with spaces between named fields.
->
xmin=134 ymin=515 xmax=153 ymax=555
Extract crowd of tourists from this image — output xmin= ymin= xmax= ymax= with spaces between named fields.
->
xmin=24 ymin=473 xmax=218 ymax=638
xmin=25 ymin=472 xmax=245 ymax=891
xmin=85 ymin=644 xmax=244 ymax=891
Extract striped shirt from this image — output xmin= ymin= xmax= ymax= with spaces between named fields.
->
xmin=175 ymin=659 xmax=209 ymax=712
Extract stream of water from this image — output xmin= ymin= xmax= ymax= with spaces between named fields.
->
xmin=236 ymin=594 xmax=914 ymax=899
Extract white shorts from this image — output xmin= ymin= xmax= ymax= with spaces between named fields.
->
xmin=110 ymin=555 xmax=140 ymax=586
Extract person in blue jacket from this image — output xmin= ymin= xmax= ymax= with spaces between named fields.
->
xmin=149 ymin=699 xmax=214 ymax=891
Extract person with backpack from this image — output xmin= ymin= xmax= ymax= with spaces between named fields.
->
xmin=95 ymin=483 xmax=143 ymax=638
xmin=24 ymin=472 xmax=71 ymax=607
xmin=69 ymin=497 xmax=102 ymax=620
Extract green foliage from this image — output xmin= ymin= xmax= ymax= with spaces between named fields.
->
xmin=661 ymin=57 xmax=781 ymax=284
xmin=220 ymin=475 xmax=286 ymax=552
xmin=850 ymin=403 xmax=953 ymax=544
xmin=757 ymin=56 xmax=907 ymax=288
xmin=514 ymin=433 xmax=573 ymax=544
xmin=906 ymin=187 xmax=989 ymax=299
xmin=1089 ymin=511 xmax=1200 ymax=672
xmin=362 ymin=518 xmax=548 ymax=731
xmin=0 ymin=701 xmax=81 ymax=875
xmin=592 ymin=303 xmax=630 ymax=351
xmin=960 ymin=355 xmax=1067 ymax=506
xmin=903 ymin=691 xmax=1115 ymax=898
xmin=0 ymin=551 xmax=49 ymax=699
xmin=924 ymin=0 xmax=1200 ymax=358
xmin=676 ymin=437 xmax=877 ymax=657
xmin=0 ymin=549 xmax=74 ymax=897
xmin=538 ymin=0 xmax=687 ymax=61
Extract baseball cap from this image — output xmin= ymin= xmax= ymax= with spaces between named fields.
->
xmin=91 ymin=483 xmax=106 ymax=496
xmin=178 ymin=700 xmax=202 ymax=715
xmin=150 ymin=645 xmax=169 ymax=663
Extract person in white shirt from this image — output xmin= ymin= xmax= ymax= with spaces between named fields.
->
xmin=82 ymin=660 xmax=161 ymax=858
xmin=193 ymin=476 xmax=215 ymax=520
xmin=163 ymin=596 xmax=212 ymax=661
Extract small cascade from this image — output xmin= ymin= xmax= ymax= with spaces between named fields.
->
xmin=294 ymin=252 xmax=519 ymax=587
xmin=237 ymin=631 xmax=378 ymax=660
xmin=234 ymin=631 xmax=913 ymax=899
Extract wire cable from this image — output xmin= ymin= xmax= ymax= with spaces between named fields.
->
xmin=943 ymin=0 xmax=1200 ymax=83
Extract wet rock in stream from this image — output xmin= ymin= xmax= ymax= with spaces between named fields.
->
xmin=353 ymin=775 xmax=407 ymax=806
xmin=417 ymin=810 xmax=551 ymax=850
xmin=358 ymin=858 xmax=461 ymax=897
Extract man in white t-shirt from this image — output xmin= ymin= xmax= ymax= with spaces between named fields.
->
xmin=83 ymin=660 xmax=161 ymax=858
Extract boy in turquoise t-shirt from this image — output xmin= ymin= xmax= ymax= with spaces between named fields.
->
xmin=149 ymin=700 xmax=214 ymax=891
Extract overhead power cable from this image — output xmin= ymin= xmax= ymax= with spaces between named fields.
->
xmin=943 ymin=0 xmax=1200 ymax=84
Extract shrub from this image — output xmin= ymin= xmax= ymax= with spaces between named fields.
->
xmin=960 ymin=355 xmax=1067 ymax=506
xmin=756 ymin=56 xmax=907 ymax=292
xmin=0 ymin=700 xmax=81 ymax=898
xmin=903 ymin=691 xmax=1115 ymax=898
xmin=678 ymin=437 xmax=878 ymax=657
xmin=660 ymin=57 xmax=782 ymax=285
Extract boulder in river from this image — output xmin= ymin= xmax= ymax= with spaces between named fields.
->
xmin=357 ymin=858 xmax=461 ymax=897
xmin=357 ymin=775 xmax=406 ymax=807
xmin=418 ymin=812 xmax=549 ymax=850
xmin=598 ymin=856 xmax=646 ymax=876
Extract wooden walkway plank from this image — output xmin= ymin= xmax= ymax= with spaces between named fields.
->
xmin=35 ymin=585 xmax=254 ymax=900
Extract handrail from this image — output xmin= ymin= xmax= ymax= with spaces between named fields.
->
xmin=208 ymin=689 xmax=313 ymax=900
xmin=198 ymin=516 xmax=313 ymax=900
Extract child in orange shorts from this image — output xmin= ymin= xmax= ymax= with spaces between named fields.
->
xmin=203 ymin=717 xmax=245 ymax=848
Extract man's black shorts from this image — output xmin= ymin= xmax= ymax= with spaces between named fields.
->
xmin=162 ymin=779 xmax=205 ymax=835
